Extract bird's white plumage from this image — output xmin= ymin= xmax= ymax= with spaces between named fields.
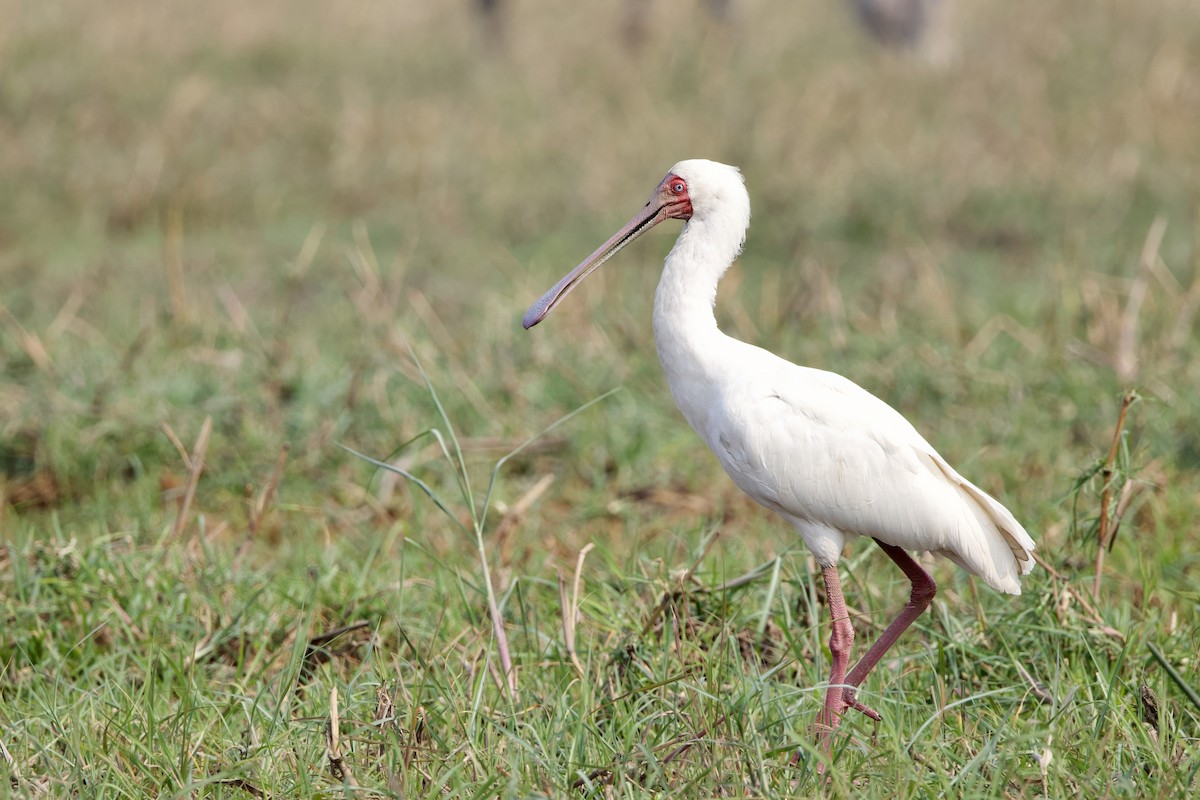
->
xmin=651 ymin=159 xmax=1034 ymax=595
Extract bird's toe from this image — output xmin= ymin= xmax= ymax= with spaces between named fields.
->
xmin=843 ymin=689 xmax=882 ymax=722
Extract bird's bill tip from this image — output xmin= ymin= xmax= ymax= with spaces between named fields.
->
xmin=521 ymin=307 xmax=545 ymax=329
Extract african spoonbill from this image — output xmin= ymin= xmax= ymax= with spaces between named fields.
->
xmin=523 ymin=159 xmax=1035 ymax=755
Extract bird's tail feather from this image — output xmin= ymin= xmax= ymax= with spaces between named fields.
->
xmin=925 ymin=451 xmax=1036 ymax=593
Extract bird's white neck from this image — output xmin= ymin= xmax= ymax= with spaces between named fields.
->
xmin=652 ymin=214 xmax=747 ymax=431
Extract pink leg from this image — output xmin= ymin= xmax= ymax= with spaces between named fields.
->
xmin=842 ymin=539 xmax=937 ymax=719
xmin=816 ymin=564 xmax=855 ymax=742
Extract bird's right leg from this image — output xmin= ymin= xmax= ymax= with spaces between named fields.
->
xmin=816 ymin=564 xmax=855 ymax=742
xmin=841 ymin=539 xmax=937 ymax=720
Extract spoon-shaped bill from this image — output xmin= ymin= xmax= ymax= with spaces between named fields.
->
xmin=523 ymin=200 xmax=669 ymax=329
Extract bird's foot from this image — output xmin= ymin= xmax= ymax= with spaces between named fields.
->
xmin=803 ymin=699 xmax=847 ymax=773
xmin=842 ymin=689 xmax=882 ymax=722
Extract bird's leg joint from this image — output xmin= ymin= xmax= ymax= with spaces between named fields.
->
xmin=910 ymin=575 xmax=937 ymax=607
xmin=828 ymin=615 xmax=854 ymax=660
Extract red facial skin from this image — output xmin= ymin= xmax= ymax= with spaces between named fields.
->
xmin=659 ymin=174 xmax=693 ymax=221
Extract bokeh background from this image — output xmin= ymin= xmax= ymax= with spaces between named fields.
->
xmin=2 ymin=0 xmax=1199 ymax=795
xmin=3 ymin=0 xmax=1198 ymax=531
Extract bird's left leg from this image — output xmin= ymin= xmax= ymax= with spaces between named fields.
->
xmin=841 ymin=539 xmax=936 ymax=720
xmin=816 ymin=564 xmax=855 ymax=739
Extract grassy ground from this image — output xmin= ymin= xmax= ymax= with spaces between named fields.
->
xmin=2 ymin=0 xmax=1199 ymax=796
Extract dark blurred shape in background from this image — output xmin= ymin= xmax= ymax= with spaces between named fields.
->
xmin=851 ymin=0 xmax=937 ymax=49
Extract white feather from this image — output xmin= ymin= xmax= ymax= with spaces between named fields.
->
xmin=652 ymin=159 xmax=1035 ymax=595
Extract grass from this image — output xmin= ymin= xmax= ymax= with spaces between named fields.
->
xmin=2 ymin=0 xmax=1199 ymax=795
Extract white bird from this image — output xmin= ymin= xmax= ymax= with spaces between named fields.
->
xmin=523 ymin=159 xmax=1035 ymax=757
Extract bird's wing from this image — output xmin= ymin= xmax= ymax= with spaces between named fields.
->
xmin=705 ymin=356 xmax=1034 ymax=591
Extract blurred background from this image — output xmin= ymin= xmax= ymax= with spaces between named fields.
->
xmin=2 ymin=1 xmax=1200 ymax=794
xmin=1 ymin=0 xmax=1198 ymax=565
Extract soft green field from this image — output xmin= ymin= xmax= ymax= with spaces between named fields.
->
xmin=2 ymin=0 xmax=1199 ymax=796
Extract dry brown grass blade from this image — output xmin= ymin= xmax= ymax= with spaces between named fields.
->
xmin=248 ymin=443 xmax=291 ymax=537
xmin=402 ymin=705 xmax=429 ymax=777
xmin=559 ymin=542 xmax=594 ymax=678
xmin=1 ymin=735 xmax=17 ymax=790
xmin=1092 ymin=391 xmax=1137 ymax=601
xmin=0 ymin=305 xmax=53 ymax=373
xmin=168 ymin=416 xmax=212 ymax=540
xmin=485 ymin=655 xmax=510 ymax=697
xmin=44 ymin=289 xmax=85 ymax=345
xmin=298 ymin=620 xmax=371 ymax=687
xmin=965 ymin=313 xmax=1043 ymax=361
xmin=216 ymin=284 xmax=252 ymax=336
xmin=373 ymin=684 xmax=397 ymax=758
xmin=1139 ymin=683 xmax=1160 ymax=733
xmin=1015 ymin=661 xmax=1055 ymax=705
xmin=325 ymin=686 xmax=358 ymax=787
xmin=1105 ymin=479 xmax=1144 ymax=551
xmin=107 ymin=596 xmax=147 ymax=642
xmin=1033 ymin=551 xmax=1126 ymax=641
xmin=351 ymin=220 xmax=384 ymax=306
xmin=484 ymin=567 xmax=518 ymax=699
xmin=556 ymin=570 xmax=571 ymax=664
xmin=495 ymin=473 xmax=555 ymax=570
xmin=161 ymin=423 xmax=190 ymax=467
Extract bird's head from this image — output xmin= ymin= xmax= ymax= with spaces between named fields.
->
xmin=522 ymin=159 xmax=749 ymax=329
xmin=664 ymin=159 xmax=748 ymax=226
